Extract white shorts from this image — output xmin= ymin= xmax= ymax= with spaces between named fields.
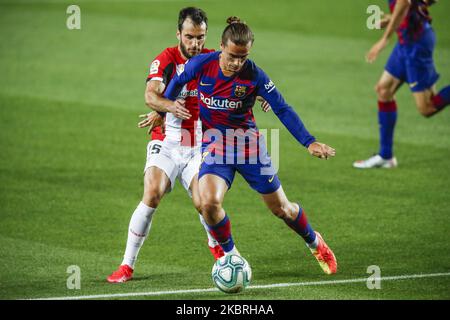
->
xmin=144 ymin=139 xmax=201 ymax=194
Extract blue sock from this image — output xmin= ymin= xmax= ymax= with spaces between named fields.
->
xmin=208 ymin=215 xmax=235 ymax=253
xmin=285 ymin=207 xmax=316 ymax=244
xmin=378 ymin=100 xmax=397 ymax=159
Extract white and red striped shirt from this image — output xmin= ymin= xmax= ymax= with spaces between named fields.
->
xmin=146 ymin=46 xmax=214 ymax=146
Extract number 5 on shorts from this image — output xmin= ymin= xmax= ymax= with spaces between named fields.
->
xmin=151 ymin=143 xmax=161 ymax=154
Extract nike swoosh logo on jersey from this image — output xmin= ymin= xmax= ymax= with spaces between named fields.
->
xmin=200 ymin=81 xmax=213 ymax=86
xmin=409 ymin=82 xmax=418 ymax=88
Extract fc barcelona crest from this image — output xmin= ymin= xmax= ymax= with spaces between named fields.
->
xmin=234 ymin=85 xmax=247 ymax=98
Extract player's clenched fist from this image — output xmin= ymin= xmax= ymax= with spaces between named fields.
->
xmin=307 ymin=142 xmax=336 ymax=160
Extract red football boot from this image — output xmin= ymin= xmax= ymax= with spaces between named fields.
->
xmin=107 ymin=264 xmax=134 ymax=283
xmin=309 ymin=232 xmax=337 ymax=275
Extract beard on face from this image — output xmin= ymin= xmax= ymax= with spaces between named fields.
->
xmin=180 ymin=41 xmax=201 ymax=59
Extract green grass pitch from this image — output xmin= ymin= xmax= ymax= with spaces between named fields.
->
xmin=0 ymin=0 xmax=449 ymax=300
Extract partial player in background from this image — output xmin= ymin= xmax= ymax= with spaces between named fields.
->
xmin=354 ymin=0 xmax=449 ymax=168
xmin=107 ymin=7 xmax=222 ymax=283
xmin=163 ymin=17 xmax=337 ymax=275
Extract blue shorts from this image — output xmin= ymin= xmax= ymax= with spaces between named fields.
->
xmin=385 ymin=26 xmax=439 ymax=92
xmin=199 ymin=142 xmax=281 ymax=195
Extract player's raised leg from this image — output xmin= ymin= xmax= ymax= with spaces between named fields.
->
xmin=261 ymin=186 xmax=337 ymax=275
xmin=431 ymin=86 xmax=450 ymax=113
xmin=107 ymin=165 xmax=171 ymax=283
xmin=409 ymin=23 xmax=450 ymax=117
xmin=353 ymin=70 xmax=402 ymax=169
xmin=198 ymin=173 xmax=240 ymax=256
xmin=413 ymin=85 xmax=450 ymax=117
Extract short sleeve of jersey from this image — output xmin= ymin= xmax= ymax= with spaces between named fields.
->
xmin=146 ymin=50 xmax=176 ymax=86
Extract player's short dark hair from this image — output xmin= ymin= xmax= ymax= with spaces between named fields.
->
xmin=178 ymin=7 xmax=208 ymax=31
xmin=221 ymin=16 xmax=254 ymax=46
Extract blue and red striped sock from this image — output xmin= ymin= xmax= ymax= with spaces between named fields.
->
xmin=432 ymin=86 xmax=450 ymax=111
xmin=285 ymin=207 xmax=316 ymax=245
xmin=378 ymin=100 xmax=397 ymax=159
xmin=208 ymin=215 xmax=235 ymax=253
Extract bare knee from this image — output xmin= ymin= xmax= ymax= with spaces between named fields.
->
xmin=200 ymin=199 xmax=222 ymax=217
xmin=199 ymin=199 xmax=224 ymax=226
xmin=142 ymin=183 xmax=165 ymax=208
xmin=375 ymin=82 xmax=394 ymax=101
xmin=142 ymin=168 xmax=171 ymax=208
xmin=417 ymin=101 xmax=436 ymax=118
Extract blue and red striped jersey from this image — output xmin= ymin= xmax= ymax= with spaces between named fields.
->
xmin=388 ymin=0 xmax=432 ymax=44
xmin=164 ymin=51 xmax=315 ymax=156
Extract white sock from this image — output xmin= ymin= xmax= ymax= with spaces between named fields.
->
xmin=225 ymin=246 xmax=240 ymax=256
xmin=122 ymin=202 xmax=155 ymax=269
xmin=198 ymin=213 xmax=219 ymax=247
xmin=307 ymin=236 xmax=319 ymax=249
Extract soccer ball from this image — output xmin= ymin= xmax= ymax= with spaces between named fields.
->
xmin=211 ymin=254 xmax=252 ymax=294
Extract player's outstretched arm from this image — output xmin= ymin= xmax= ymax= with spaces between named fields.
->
xmin=256 ymin=73 xmax=336 ymax=160
xmin=256 ymin=70 xmax=316 ymax=148
xmin=307 ymin=142 xmax=336 ymax=160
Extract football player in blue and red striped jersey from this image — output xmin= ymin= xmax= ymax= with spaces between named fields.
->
xmin=162 ymin=17 xmax=337 ymax=275
xmin=354 ymin=0 xmax=449 ymax=168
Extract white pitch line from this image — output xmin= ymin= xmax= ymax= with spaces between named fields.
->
xmin=29 ymin=272 xmax=450 ymax=300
